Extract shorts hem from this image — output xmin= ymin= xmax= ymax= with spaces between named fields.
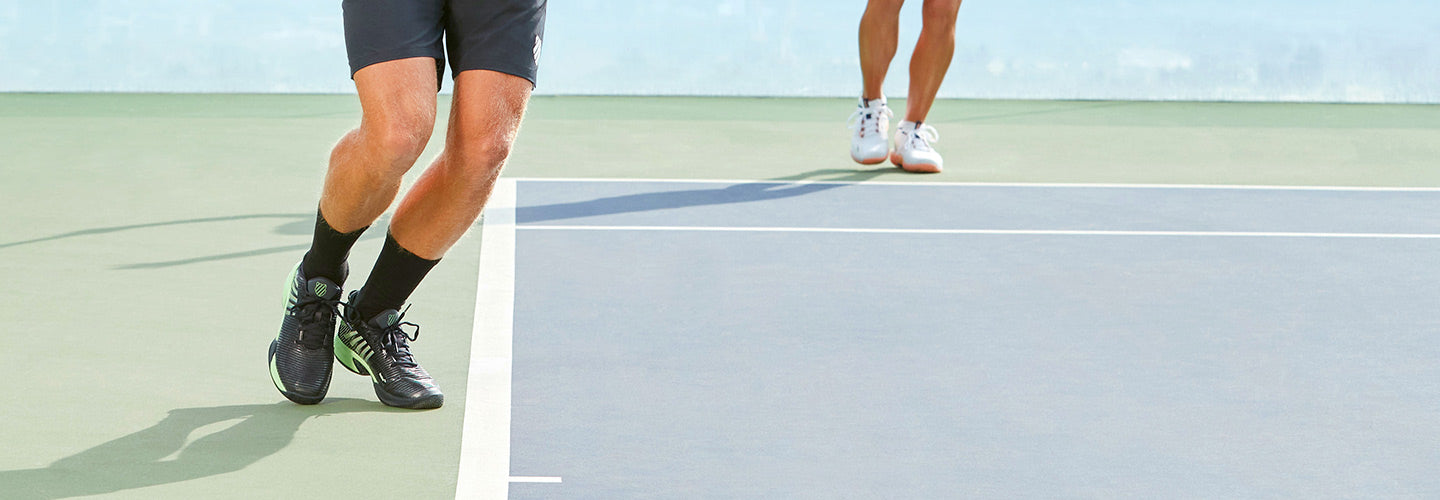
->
xmin=349 ymin=49 xmax=446 ymax=84
xmin=451 ymin=62 xmax=538 ymax=88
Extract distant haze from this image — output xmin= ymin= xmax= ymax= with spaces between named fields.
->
xmin=0 ymin=0 xmax=1435 ymax=102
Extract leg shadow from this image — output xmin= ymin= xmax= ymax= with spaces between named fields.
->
xmin=0 ymin=399 xmax=402 ymax=499
xmin=517 ymin=167 xmax=896 ymax=224
xmin=0 ymin=214 xmax=309 ymax=251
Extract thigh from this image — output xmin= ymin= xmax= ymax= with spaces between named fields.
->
xmin=344 ymin=0 xmax=448 ymax=84
xmin=444 ymin=69 xmax=532 ymax=155
xmin=354 ymin=58 xmax=440 ymax=131
xmin=444 ymin=0 xmax=547 ymax=86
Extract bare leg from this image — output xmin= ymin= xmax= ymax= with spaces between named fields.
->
xmin=905 ymin=0 xmax=962 ymax=123
xmin=388 ymin=70 xmax=532 ymax=260
xmin=859 ymin=0 xmax=905 ymax=101
xmin=318 ymin=57 xmax=439 ymax=233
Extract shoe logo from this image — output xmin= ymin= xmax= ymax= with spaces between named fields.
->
xmin=313 ymin=282 xmax=328 ymax=297
xmin=386 ymin=311 xmax=400 ymax=326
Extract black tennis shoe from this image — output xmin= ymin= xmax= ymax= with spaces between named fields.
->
xmin=334 ymin=291 xmax=444 ymax=409
xmin=268 ymin=262 xmax=343 ymax=405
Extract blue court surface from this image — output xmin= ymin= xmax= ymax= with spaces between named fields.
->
xmin=490 ymin=179 xmax=1440 ymax=499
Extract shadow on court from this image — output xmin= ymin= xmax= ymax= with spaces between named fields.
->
xmin=0 ymin=213 xmax=391 ymax=270
xmin=0 ymin=214 xmax=309 ymax=250
xmin=0 ymin=166 xmax=892 ymax=268
xmin=517 ymin=167 xmax=896 ymax=224
xmin=0 ymin=399 xmax=404 ymax=499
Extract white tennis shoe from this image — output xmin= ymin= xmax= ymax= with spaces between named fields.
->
xmin=891 ymin=120 xmax=943 ymax=173
xmin=848 ymin=97 xmax=892 ymax=165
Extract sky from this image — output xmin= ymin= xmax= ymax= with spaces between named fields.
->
xmin=0 ymin=0 xmax=1436 ymax=102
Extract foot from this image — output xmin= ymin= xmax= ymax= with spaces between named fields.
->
xmin=334 ymin=292 xmax=444 ymax=409
xmin=848 ymin=97 xmax=893 ymax=165
xmin=268 ymin=262 xmax=343 ymax=405
xmin=890 ymin=121 xmax=943 ymax=173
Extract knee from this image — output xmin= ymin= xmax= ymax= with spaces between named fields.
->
xmin=448 ymin=135 xmax=514 ymax=186
xmin=367 ymin=113 xmax=434 ymax=166
xmin=922 ymin=0 xmax=961 ymax=29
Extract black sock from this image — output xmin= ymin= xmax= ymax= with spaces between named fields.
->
xmin=354 ymin=233 xmax=440 ymax=321
xmin=301 ymin=207 xmax=367 ymax=284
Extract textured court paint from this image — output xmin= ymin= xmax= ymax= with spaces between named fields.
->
xmin=0 ymin=94 xmax=483 ymax=499
xmin=0 ymin=94 xmax=1437 ymax=498
xmin=1 ymin=1 xmax=1438 ymax=102
xmin=510 ymin=227 xmax=1440 ymax=499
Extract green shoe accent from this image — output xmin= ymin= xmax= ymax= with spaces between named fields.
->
xmin=269 ymin=349 xmax=285 ymax=390
xmin=282 ymin=263 xmax=300 ymax=309
xmin=313 ymin=281 xmax=328 ymax=297
xmin=334 ymin=329 xmax=381 ymax=382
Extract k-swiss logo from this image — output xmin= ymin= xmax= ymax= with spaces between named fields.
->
xmin=312 ymin=282 xmax=328 ymax=297
xmin=533 ymin=35 xmax=542 ymax=65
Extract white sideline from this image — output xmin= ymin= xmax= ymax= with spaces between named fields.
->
xmin=456 ymin=178 xmax=521 ymax=499
xmin=510 ymin=176 xmax=1440 ymax=192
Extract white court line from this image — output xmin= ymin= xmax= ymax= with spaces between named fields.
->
xmin=509 ymin=176 xmax=1440 ymax=192
xmin=457 ymin=178 xmax=520 ymax=500
xmin=509 ymin=476 xmax=564 ymax=484
xmin=520 ymin=225 xmax=1440 ymax=239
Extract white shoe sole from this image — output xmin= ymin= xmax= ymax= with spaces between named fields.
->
xmin=890 ymin=152 xmax=942 ymax=173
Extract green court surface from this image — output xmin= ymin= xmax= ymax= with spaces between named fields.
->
xmin=0 ymin=94 xmax=1437 ymax=498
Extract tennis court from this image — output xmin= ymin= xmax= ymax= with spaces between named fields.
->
xmin=2 ymin=95 xmax=1439 ymax=498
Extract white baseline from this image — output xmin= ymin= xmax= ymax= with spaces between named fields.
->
xmin=511 ymin=177 xmax=1440 ymax=192
xmin=520 ymin=225 xmax=1440 ymax=239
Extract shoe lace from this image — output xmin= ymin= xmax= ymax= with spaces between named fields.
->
xmin=847 ymin=105 xmax=893 ymax=138
xmin=378 ymin=305 xmax=422 ymax=368
xmin=288 ymin=294 xmax=342 ymax=349
xmin=905 ymin=123 xmax=940 ymax=152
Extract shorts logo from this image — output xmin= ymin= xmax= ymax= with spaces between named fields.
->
xmin=533 ymin=36 xmax=543 ymax=65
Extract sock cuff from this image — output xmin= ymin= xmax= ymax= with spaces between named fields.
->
xmin=302 ymin=206 xmax=368 ymax=284
xmin=317 ymin=206 xmax=367 ymax=238
xmin=383 ymin=232 xmax=441 ymax=265
xmin=354 ymin=233 xmax=441 ymax=320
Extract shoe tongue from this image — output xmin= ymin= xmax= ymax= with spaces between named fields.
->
xmin=369 ymin=309 xmax=402 ymax=329
xmin=305 ymin=277 xmax=339 ymax=300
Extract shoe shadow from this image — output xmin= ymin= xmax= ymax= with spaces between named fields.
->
xmin=516 ymin=167 xmax=898 ymax=224
xmin=0 ymin=399 xmax=403 ymax=499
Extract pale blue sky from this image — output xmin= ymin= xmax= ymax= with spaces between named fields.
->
xmin=0 ymin=0 xmax=1436 ymax=102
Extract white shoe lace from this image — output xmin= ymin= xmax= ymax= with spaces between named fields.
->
xmin=847 ymin=105 xmax=893 ymax=139
xmin=904 ymin=123 xmax=939 ymax=152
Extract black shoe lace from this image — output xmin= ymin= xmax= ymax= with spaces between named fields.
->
xmin=289 ymin=294 xmax=342 ymax=349
xmin=379 ymin=305 xmax=422 ymax=368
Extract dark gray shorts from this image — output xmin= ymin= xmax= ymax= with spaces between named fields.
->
xmin=342 ymin=0 xmax=546 ymax=87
